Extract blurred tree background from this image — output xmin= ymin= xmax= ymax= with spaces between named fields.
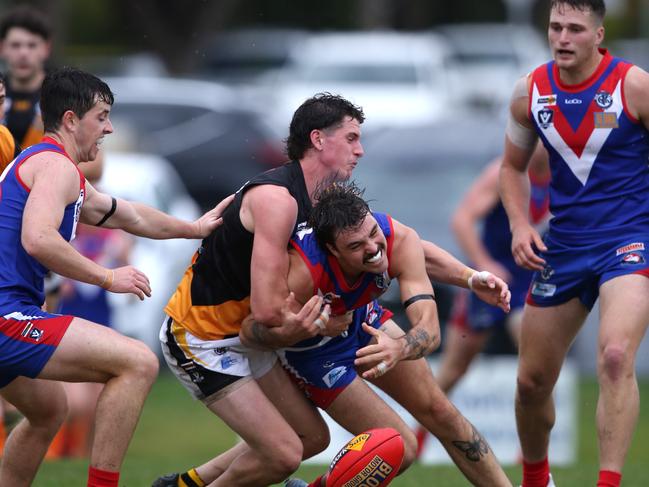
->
xmin=1 ymin=0 xmax=647 ymax=74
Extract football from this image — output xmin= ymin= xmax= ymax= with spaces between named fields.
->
xmin=326 ymin=428 xmax=405 ymax=487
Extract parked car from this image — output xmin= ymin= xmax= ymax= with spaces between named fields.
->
xmin=195 ymin=28 xmax=308 ymax=84
xmin=105 ymin=76 xmax=286 ymax=210
xmin=262 ymin=31 xmax=452 ymax=136
xmin=100 ymin=151 xmax=201 ymax=353
xmin=435 ymin=23 xmax=548 ymax=112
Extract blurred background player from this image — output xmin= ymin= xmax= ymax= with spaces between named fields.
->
xmin=0 ymin=72 xmax=17 ymax=171
xmin=413 ymin=143 xmax=549 ymax=456
xmin=437 ymin=143 xmax=550 ymax=395
xmin=0 ymin=5 xmax=51 ymax=151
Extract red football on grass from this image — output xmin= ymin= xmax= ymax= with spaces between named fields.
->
xmin=326 ymin=428 xmax=405 ymax=487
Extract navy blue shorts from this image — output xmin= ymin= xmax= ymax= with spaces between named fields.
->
xmin=527 ymin=234 xmax=649 ymax=310
xmin=279 ymin=300 xmax=393 ymax=409
xmin=0 ymin=306 xmax=73 ymax=388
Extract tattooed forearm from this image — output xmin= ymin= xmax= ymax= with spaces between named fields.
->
xmin=451 ymin=427 xmax=490 ymax=462
xmin=250 ymin=321 xmax=279 ymax=348
xmin=400 ymin=329 xmax=436 ymax=359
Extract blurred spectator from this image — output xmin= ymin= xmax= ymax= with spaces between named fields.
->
xmin=0 ymin=5 xmax=51 ymax=150
xmin=0 ymin=72 xmax=16 ymax=172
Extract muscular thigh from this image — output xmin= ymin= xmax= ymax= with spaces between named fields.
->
xmin=599 ymin=273 xmax=649 ymax=351
xmin=1 ymin=376 xmax=66 ymax=418
xmin=207 ymin=371 xmax=299 ymax=452
xmin=257 ymin=361 xmax=326 ymax=439
xmin=39 ymin=317 xmax=151 ymax=383
xmin=518 ymin=299 xmax=587 ymax=383
xmin=326 ymin=376 xmax=411 ymax=437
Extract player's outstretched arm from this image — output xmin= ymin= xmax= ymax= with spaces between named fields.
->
xmin=80 ymin=183 xmax=233 ymax=239
xmin=420 ymin=239 xmax=510 ymax=312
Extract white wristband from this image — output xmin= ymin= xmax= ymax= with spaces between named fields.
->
xmin=314 ymin=307 xmax=330 ymax=331
xmin=468 ymin=271 xmax=491 ymax=290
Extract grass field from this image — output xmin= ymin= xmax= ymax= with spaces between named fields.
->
xmin=33 ymin=373 xmax=649 ymax=486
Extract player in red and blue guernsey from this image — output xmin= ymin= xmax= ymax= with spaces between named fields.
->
xmin=499 ymin=1 xmax=649 ymax=486
xmin=0 ymin=67 xmax=232 ymax=487
xmin=244 ymin=182 xmax=512 ymax=487
xmin=154 ymin=180 xmax=513 ymax=487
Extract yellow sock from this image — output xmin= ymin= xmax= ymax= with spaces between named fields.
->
xmin=179 ymin=468 xmax=205 ymax=487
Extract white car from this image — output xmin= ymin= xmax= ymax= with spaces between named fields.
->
xmin=100 ymin=151 xmax=201 ymax=354
xmin=263 ymin=31 xmax=451 ymax=135
xmin=436 ymin=23 xmax=549 ymax=112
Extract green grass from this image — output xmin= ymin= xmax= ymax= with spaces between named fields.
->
xmin=33 ymin=374 xmax=649 ymax=486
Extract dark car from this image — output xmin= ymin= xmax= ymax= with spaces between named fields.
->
xmin=105 ymin=76 xmax=286 ymax=210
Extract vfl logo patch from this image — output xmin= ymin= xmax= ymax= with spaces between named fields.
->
xmin=594 ymin=112 xmax=618 ymax=129
xmin=537 ymin=108 xmax=554 ymax=129
xmin=594 ymin=91 xmax=613 ymax=109
xmin=21 ymin=322 xmax=43 ymax=342
xmin=616 ymin=242 xmax=645 ymax=256
xmin=621 ymin=252 xmax=645 ymax=265
xmin=531 ymin=282 xmax=556 ymax=297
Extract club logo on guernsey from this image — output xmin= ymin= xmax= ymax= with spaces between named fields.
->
xmin=594 ymin=91 xmax=613 ymax=109
xmin=537 ymin=108 xmax=554 ymax=129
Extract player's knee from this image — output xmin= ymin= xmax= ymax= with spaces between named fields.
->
xmin=31 ymin=388 xmax=68 ymax=433
xmin=302 ymin=423 xmax=330 ymax=459
xmin=265 ymin=435 xmax=303 ymax=479
xmin=516 ymin=371 xmax=552 ymax=403
xmin=599 ymin=343 xmax=631 ymax=382
xmin=398 ymin=428 xmax=418 ymax=472
xmin=129 ymin=341 xmax=159 ymax=384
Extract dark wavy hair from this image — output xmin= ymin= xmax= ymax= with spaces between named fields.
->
xmin=309 ymin=181 xmax=370 ymax=249
xmin=0 ymin=6 xmax=52 ymax=41
xmin=285 ymin=93 xmax=364 ymax=161
xmin=41 ymin=67 xmax=114 ymax=132
xmin=550 ymin=0 xmax=606 ymax=21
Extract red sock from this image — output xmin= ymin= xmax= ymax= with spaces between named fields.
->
xmin=522 ymin=457 xmax=549 ymax=487
xmin=597 ymin=470 xmax=621 ymax=487
xmin=87 ymin=466 xmax=120 ymax=487
xmin=308 ymin=475 xmax=324 ymax=487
